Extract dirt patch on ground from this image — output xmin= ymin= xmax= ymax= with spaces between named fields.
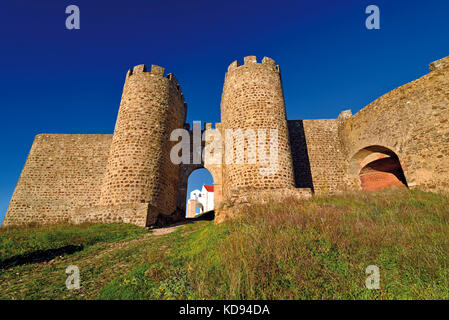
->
xmin=150 ymin=220 xmax=192 ymax=236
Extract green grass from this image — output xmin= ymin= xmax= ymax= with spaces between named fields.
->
xmin=0 ymin=223 xmax=150 ymax=299
xmin=2 ymin=188 xmax=449 ymax=299
xmin=0 ymin=223 xmax=148 ymax=262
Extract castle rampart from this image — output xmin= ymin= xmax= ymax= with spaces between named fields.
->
xmin=3 ymin=134 xmax=112 ymax=226
xmin=288 ymin=119 xmax=347 ymax=194
xmin=3 ymin=55 xmax=448 ymax=227
xmin=338 ymin=56 xmax=449 ymax=192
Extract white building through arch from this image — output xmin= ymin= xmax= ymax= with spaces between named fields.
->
xmin=186 ymin=185 xmax=214 ymax=218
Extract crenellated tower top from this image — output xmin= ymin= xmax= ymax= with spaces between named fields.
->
xmin=226 ymin=56 xmax=280 ymax=73
xmin=125 ymin=64 xmax=187 ymax=109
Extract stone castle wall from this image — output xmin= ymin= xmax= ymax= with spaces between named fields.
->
xmin=338 ymin=56 xmax=449 ymax=193
xmin=3 ymin=55 xmax=449 ymax=227
xmin=3 ymin=134 xmax=112 ymax=226
xmin=288 ymin=119 xmax=346 ymax=194
xmin=70 ymin=203 xmax=157 ymax=227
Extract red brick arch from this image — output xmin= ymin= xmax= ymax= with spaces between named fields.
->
xmin=349 ymin=146 xmax=408 ymax=191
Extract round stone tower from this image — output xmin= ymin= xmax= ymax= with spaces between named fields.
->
xmin=100 ymin=64 xmax=186 ymax=215
xmin=220 ymin=56 xmax=295 ymax=199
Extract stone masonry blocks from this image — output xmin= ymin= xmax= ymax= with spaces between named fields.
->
xmin=99 ymin=64 xmax=186 ymax=218
xmin=3 ymin=55 xmax=449 ymax=227
xmin=220 ymin=56 xmax=296 ymax=200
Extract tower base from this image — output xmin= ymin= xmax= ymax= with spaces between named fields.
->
xmin=71 ymin=203 xmax=161 ymax=227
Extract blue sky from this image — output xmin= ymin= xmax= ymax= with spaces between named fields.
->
xmin=0 ymin=0 xmax=448 ymax=224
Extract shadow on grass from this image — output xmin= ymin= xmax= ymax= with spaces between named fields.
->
xmin=0 ymin=245 xmax=84 ymax=270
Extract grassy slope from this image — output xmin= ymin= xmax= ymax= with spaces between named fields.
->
xmin=0 ymin=223 xmax=148 ymax=262
xmin=1 ymin=188 xmax=449 ymax=299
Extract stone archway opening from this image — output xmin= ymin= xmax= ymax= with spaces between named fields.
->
xmin=350 ymin=146 xmax=408 ymax=192
xmin=185 ymin=168 xmax=215 ymax=218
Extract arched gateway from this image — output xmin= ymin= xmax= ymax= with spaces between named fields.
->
xmin=3 ymin=55 xmax=449 ymax=227
xmin=349 ymin=146 xmax=408 ymax=191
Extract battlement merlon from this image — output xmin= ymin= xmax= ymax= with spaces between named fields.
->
xmin=226 ymin=56 xmax=280 ymax=73
xmin=204 ymin=122 xmax=223 ymax=132
xmin=126 ymin=64 xmax=183 ymax=83
xmin=337 ymin=110 xmax=353 ymax=122
xmin=429 ymin=55 xmax=449 ymax=72
xmin=127 ymin=64 xmax=165 ymax=76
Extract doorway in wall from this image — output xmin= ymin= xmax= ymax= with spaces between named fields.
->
xmin=185 ymin=168 xmax=214 ymax=218
xmin=351 ymin=146 xmax=408 ymax=191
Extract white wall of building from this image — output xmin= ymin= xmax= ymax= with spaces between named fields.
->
xmin=188 ymin=186 xmax=214 ymax=214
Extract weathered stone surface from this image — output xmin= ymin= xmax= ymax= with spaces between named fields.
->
xmin=215 ymin=187 xmax=312 ymax=224
xmin=71 ymin=203 xmax=157 ymax=227
xmin=338 ymin=56 xmax=449 ymax=193
xmin=99 ymin=64 xmax=186 ymax=217
xmin=221 ymin=56 xmax=295 ymax=200
xmin=3 ymin=134 xmax=112 ymax=226
xmin=3 ymin=55 xmax=449 ymax=227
